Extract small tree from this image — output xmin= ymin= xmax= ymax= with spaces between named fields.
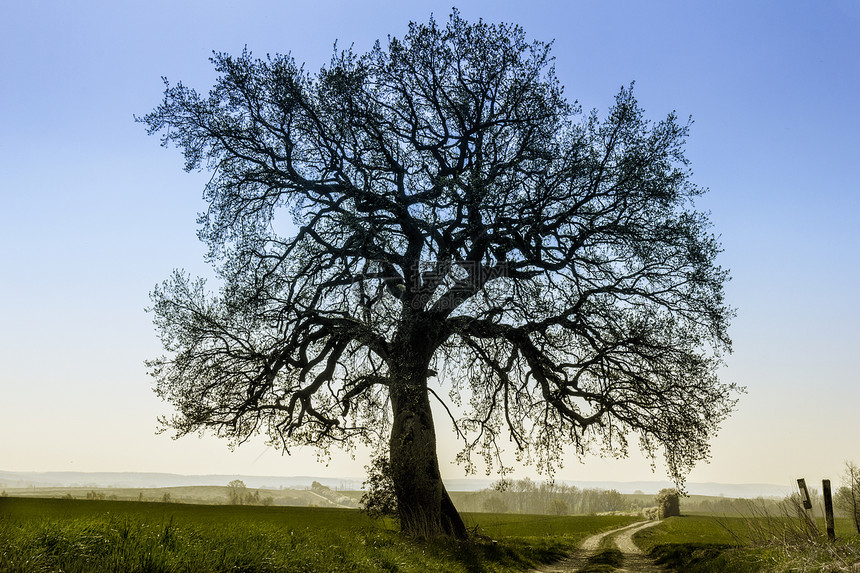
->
xmin=602 ymin=489 xmax=628 ymax=512
xmin=836 ymin=460 xmax=860 ymax=534
xmin=656 ymin=488 xmax=680 ymax=518
xmin=549 ymin=498 xmax=569 ymax=515
xmin=227 ymin=479 xmax=247 ymax=505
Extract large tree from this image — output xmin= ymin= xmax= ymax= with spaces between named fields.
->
xmin=141 ymin=11 xmax=738 ymax=538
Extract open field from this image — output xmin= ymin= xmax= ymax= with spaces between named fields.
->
xmin=0 ymin=497 xmax=640 ymax=573
xmin=0 ymin=485 xmax=362 ymax=509
xmin=1 ymin=484 xmax=795 ymax=517
xmin=5 ymin=495 xmax=860 ymax=572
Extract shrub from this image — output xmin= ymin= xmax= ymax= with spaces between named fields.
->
xmin=656 ymin=489 xmax=680 ymax=518
xmin=643 ymin=506 xmax=660 ymax=520
xmin=360 ymin=455 xmax=398 ymax=520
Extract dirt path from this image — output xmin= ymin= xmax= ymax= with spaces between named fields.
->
xmin=610 ymin=521 xmax=663 ymax=572
xmin=529 ymin=520 xmax=664 ymax=573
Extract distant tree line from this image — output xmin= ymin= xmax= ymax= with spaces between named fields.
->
xmin=452 ymin=478 xmax=633 ymax=515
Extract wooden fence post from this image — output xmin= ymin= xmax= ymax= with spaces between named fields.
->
xmin=797 ymin=478 xmax=818 ymax=534
xmin=823 ymin=479 xmax=836 ymax=541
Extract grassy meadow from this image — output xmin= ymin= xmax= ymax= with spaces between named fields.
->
xmin=4 ymin=493 xmax=860 ymax=572
xmin=0 ymin=497 xmax=639 ymax=573
xmin=635 ymin=514 xmax=860 ymax=572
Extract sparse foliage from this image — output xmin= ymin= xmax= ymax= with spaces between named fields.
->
xmin=360 ymin=455 xmax=398 ymax=520
xmin=836 ymin=460 xmax=860 ymax=534
xmin=141 ymin=10 xmax=736 ymax=537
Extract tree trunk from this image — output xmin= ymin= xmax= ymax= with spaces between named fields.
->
xmin=388 ymin=344 xmax=467 ymax=539
xmin=853 ymin=480 xmax=860 ymax=534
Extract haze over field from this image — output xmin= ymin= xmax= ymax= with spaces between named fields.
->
xmin=0 ymin=470 xmax=791 ymax=498
xmin=1 ymin=1 xmax=858 ymax=489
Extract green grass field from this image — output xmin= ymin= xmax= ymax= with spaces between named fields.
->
xmin=0 ymin=485 xmax=361 ymax=508
xmin=635 ymin=514 xmax=860 ymax=572
xmin=7 ymin=495 xmax=858 ymax=572
xmin=0 ymin=497 xmax=640 ymax=573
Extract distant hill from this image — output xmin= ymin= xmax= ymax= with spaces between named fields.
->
xmin=0 ymin=470 xmax=362 ymax=491
xmin=0 ymin=470 xmax=792 ymax=498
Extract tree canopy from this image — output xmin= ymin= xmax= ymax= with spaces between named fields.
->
xmin=141 ymin=10 xmax=738 ymax=537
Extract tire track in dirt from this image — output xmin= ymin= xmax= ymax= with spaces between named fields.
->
xmin=529 ymin=520 xmax=663 ymax=573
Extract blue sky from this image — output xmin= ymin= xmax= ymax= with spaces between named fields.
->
xmin=1 ymin=0 xmax=858 ymax=487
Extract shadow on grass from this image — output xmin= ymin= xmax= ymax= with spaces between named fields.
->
xmin=424 ymin=535 xmax=568 ymax=573
xmin=576 ymin=547 xmax=624 ymax=573
xmin=647 ymin=543 xmax=756 ymax=573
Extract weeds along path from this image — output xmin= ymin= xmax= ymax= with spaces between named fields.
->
xmin=530 ymin=520 xmax=664 ymax=573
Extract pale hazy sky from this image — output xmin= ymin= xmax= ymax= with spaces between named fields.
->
xmin=1 ymin=0 xmax=858 ymax=488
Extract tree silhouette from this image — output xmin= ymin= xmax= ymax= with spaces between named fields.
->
xmin=227 ymin=479 xmax=247 ymax=505
xmin=141 ymin=10 xmax=737 ymax=538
